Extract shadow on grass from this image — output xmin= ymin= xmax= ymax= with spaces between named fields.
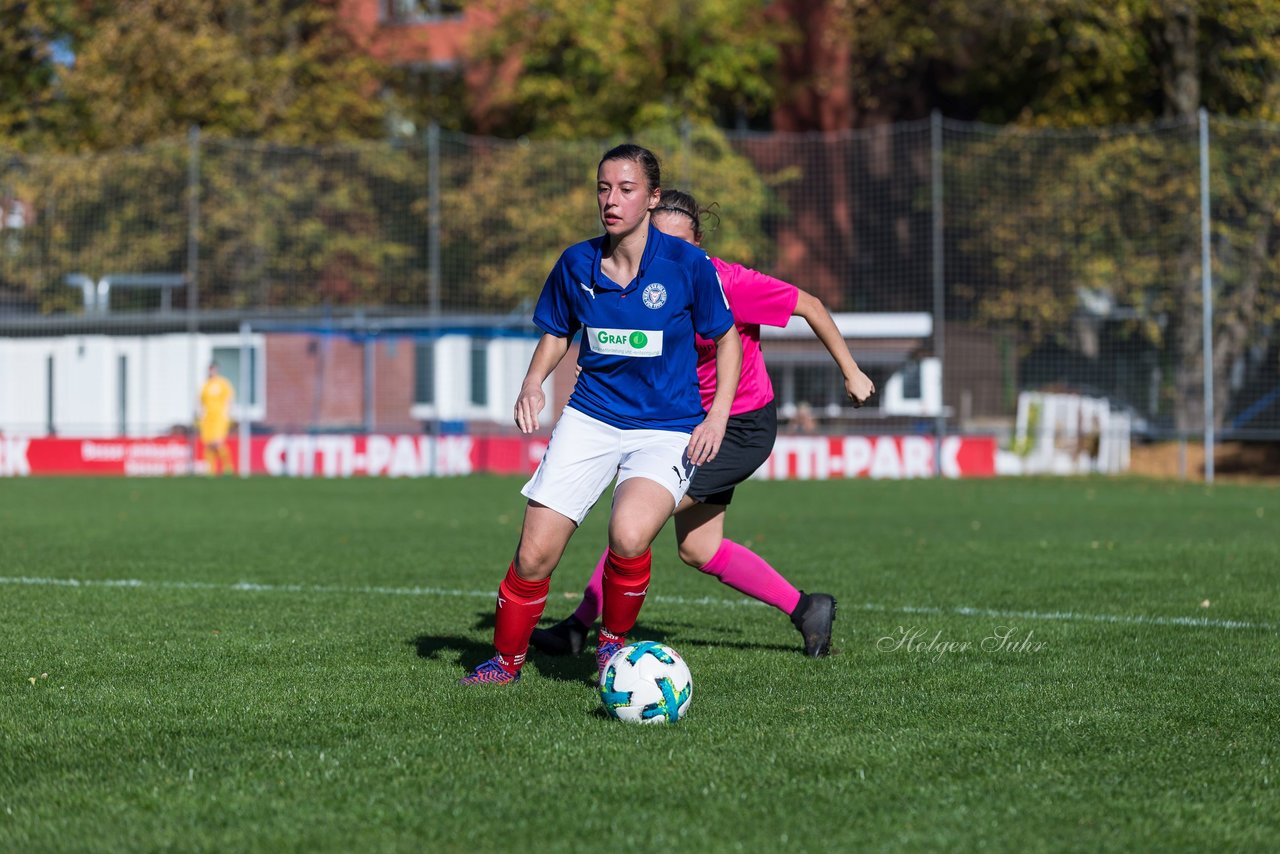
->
xmin=409 ymin=608 xmax=805 ymax=684
xmin=406 ymin=609 xmax=599 ymax=684
xmin=665 ymin=637 xmax=801 ymax=655
xmin=409 ymin=610 xmax=685 ymax=685
xmin=409 ymin=632 xmax=496 ymax=675
xmin=408 ymin=631 xmax=603 ymax=685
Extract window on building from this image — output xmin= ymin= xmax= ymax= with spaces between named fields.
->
xmin=469 ymin=339 xmax=488 ymax=407
xmin=792 ymin=363 xmax=843 ymax=411
xmin=414 ymin=341 xmax=435 ymax=405
xmin=900 ymin=361 xmax=923 ymax=400
xmin=767 ymin=360 xmax=885 ymax=424
xmin=211 ymin=345 xmax=260 ymax=407
xmin=384 ymin=0 xmax=464 ymax=24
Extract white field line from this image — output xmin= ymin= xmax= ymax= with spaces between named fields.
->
xmin=1 ymin=574 xmax=1275 ymax=633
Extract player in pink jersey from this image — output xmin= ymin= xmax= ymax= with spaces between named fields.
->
xmin=532 ymin=188 xmax=875 ymax=659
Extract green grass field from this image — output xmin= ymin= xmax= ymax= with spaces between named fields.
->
xmin=2 ymin=475 xmax=1277 ymax=852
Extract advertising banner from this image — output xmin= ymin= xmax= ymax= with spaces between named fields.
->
xmin=2 ymin=434 xmax=996 ymax=480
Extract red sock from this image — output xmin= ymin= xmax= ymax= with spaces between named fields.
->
xmin=601 ymin=547 xmax=650 ymax=638
xmin=492 ymin=562 xmax=550 ymax=672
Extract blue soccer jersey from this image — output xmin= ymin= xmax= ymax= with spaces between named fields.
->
xmin=533 ymin=223 xmax=734 ymax=432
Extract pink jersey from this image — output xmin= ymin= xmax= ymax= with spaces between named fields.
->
xmin=695 ymin=256 xmax=799 ymax=416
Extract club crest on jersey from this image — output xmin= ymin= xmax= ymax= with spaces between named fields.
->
xmin=641 ymin=282 xmax=667 ymax=309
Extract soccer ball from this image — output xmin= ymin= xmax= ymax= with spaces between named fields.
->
xmin=598 ymin=641 xmax=693 ymax=724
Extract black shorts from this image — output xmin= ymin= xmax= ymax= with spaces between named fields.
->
xmin=687 ymin=401 xmax=777 ymax=506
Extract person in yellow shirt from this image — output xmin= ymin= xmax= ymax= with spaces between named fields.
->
xmin=198 ymin=363 xmax=234 ymax=476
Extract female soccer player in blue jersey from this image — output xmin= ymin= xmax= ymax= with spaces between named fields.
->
xmin=461 ymin=145 xmax=743 ymax=686
xmin=531 ymin=188 xmax=876 ymax=659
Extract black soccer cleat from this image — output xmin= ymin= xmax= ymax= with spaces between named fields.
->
xmin=529 ymin=615 xmax=591 ymax=656
xmin=791 ymin=592 xmax=837 ymax=657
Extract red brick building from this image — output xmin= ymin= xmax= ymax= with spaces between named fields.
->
xmin=339 ymin=0 xmax=521 ymax=132
xmin=339 ymin=1 xmax=477 ymax=68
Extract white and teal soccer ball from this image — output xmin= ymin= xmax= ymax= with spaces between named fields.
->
xmin=599 ymin=641 xmax=693 ymax=724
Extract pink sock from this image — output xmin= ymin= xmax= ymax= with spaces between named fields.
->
xmin=572 ymin=550 xmax=607 ymax=626
xmin=700 ymin=539 xmax=801 ymax=615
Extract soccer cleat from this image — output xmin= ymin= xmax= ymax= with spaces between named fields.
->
xmin=596 ymin=633 xmax=626 ymax=680
xmin=459 ymin=656 xmax=521 ymax=686
xmin=529 ymin=615 xmax=591 ymax=657
xmin=791 ymin=592 xmax=837 ymax=658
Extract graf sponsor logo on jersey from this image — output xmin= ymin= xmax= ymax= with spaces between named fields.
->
xmin=586 ymin=327 xmax=664 ymax=357
xmin=641 ymin=282 xmax=667 ymax=309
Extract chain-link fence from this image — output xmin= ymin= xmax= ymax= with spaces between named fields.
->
xmin=2 ymin=116 xmax=1277 ymax=475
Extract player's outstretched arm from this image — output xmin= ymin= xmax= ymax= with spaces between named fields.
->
xmin=688 ymin=325 xmax=741 ymax=465
xmin=794 ymin=290 xmax=875 ymax=407
xmin=515 ymin=333 xmax=570 ymax=433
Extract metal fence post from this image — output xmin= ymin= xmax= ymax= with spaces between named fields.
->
xmin=427 ymin=122 xmax=442 ymax=318
xmin=1198 ymin=108 xmax=1215 ymax=483
xmin=187 ymin=125 xmax=201 ymax=474
xmin=931 ymin=110 xmax=947 ymax=477
xmin=359 ymin=312 xmax=374 ymax=433
xmin=239 ymin=321 xmax=251 ymax=478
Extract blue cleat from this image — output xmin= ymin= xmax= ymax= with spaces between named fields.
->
xmin=595 ymin=634 xmax=625 ymax=681
xmin=459 ymin=657 xmax=521 ymax=686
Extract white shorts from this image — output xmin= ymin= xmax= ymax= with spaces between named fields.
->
xmin=521 ymin=407 xmax=697 ymax=525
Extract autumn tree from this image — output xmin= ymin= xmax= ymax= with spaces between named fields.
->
xmin=939 ymin=1 xmax=1280 ymax=432
xmin=0 ymin=0 xmax=79 ymax=152
xmin=428 ymin=0 xmax=782 ymax=311
xmin=43 ymin=0 xmax=388 ymax=151
xmin=462 ymin=0 xmax=784 ymax=138
xmin=441 ymin=121 xmax=774 ymax=310
xmin=768 ymin=0 xmax=1279 ymax=431
xmin=0 ymin=1 xmax=427 ymax=314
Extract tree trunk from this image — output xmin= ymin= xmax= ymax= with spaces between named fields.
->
xmin=1172 ymin=239 xmax=1206 ymax=435
xmin=1150 ymin=4 xmax=1204 ymax=433
xmin=767 ymin=0 xmax=855 ymax=307
xmin=1212 ymin=221 xmax=1272 ymax=431
xmin=1156 ymin=7 xmax=1200 ymax=119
